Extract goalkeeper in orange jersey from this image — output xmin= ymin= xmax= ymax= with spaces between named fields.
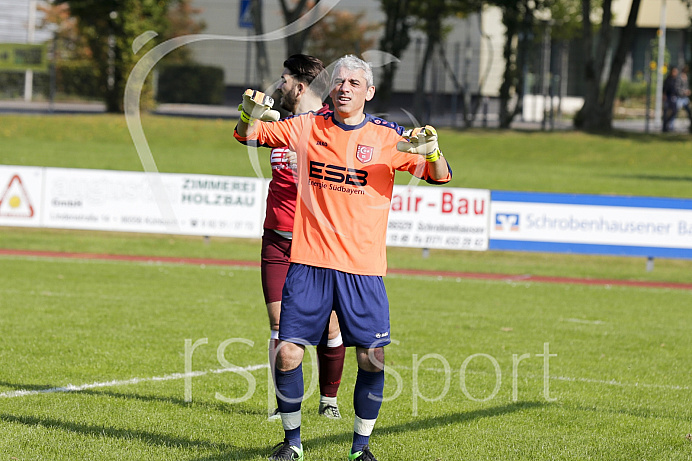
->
xmin=249 ymin=54 xmax=346 ymax=421
xmin=235 ymin=54 xmax=451 ymax=461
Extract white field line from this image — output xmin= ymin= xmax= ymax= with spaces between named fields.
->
xmin=0 ymin=363 xmax=269 ymax=399
xmin=0 ymin=254 xmax=261 ymax=270
xmin=547 ymin=375 xmax=690 ymax=391
xmin=394 ymin=365 xmax=690 ymax=392
xmin=562 ymin=318 xmax=605 ymax=325
xmin=1 ymin=287 xmax=234 ymax=303
xmin=2 ymin=362 xmax=688 ymax=399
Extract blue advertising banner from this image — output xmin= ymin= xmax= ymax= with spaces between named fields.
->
xmin=489 ymin=191 xmax=692 ymax=259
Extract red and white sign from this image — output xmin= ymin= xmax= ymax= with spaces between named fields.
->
xmin=386 ymin=185 xmax=490 ymax=251
xmin=0 ymin=175 xmax=34 ymax=218
xmin=0 ymin=166 xmax=42 ymax=227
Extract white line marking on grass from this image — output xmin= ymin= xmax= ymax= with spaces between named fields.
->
xmin=547 ymin=375 xmax=690 ymax=391
xmin=4 ymin=364 xmax=688 ymax=399
xmin=0 ymin=254 xmax=261 ymax=271
xmin=395 ymin=365 xmax=689 ymax=392
xmin=562 ymin=318 xmax=605 ymax=325
xmin=0 ymin=363 xmax=269 ymax=399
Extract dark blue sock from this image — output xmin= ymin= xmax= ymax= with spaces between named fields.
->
xmin=352 ymin=368 xmax=384 ymax=454
xmin=352 ymin=432 xmax=370 ymax=454
xmin=275 ymin=364 xmax=303 ymax=447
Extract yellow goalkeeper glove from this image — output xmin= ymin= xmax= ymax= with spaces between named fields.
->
xmin=396 ymin=125 xmax=442 ymax=162
xmin=238 ymin=89 xmax=280 ymax=124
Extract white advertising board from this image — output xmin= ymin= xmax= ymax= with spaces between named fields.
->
xmin=0 ymin=165 xmax=43 ymax=228
xmin=7 ymin=167 xmax=689 ymax=259
xmin=0 ymin=166 xmax=491 ymax=250
xmin=490 ymin=191 xmax=692 ymax=258
xmin=386 ymin=185 xmax=490 ymax=251
xmin=40 ymin=168 xmax=266 ymax=238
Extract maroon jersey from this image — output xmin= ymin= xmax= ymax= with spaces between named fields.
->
xmin=263 ymin=104 xmax=330 ymax=232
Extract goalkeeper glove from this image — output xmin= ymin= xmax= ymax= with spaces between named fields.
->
xmin=238 ymin=89 xmax=280 ymax=124
xmin=396 ymin=125 xmax=442 ymax=162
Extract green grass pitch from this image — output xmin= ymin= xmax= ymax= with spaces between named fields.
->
xmin=1 ymin=253 xmax=691 ymax=460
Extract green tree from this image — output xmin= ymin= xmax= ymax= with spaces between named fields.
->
xmin=252 ymin=0 xmax=272 ymax=91
xmin=280 ymin=0 xmax=320 ymax=56
xmin=163 ymin=0 xmax=206 ymax=64
xmin=549 ymin=0 xmax=583 ymax=41
xmin=376 ymin=0 xmax=413 ymax=113
xmin=53 ymin=0 xmax=202 ymax=113
xmin=574 ymin=0 xmax=642 ymax=131
xmin=408 ymin=0 xmax=482 ymax=124
xmin=488 ymin=0 xmax=584 ymax=129
xmin=489 ymin=0 xmax=553 ymax=129
xmin=38 ymin=2 xmax=90 ymax=61
xmin=306 ymin=10 xmax=380 ymax=65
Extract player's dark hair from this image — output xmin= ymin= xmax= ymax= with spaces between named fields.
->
xmin=283 ymin=54 xmax=328 ymax=96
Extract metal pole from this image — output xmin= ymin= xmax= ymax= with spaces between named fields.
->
xmin=539 ymin=25 xmax=546 ymax=129
xmin=49 ymin=30 xmax=56 ymax=113
xmin=549 ymin=75 xmax=555 ymax=130
xmin=558 ymin=41 xmax=569 ymax=123
xmin=646 ymin=256 xmax=655 ymax=272
xmin=451 ymin=42 xmax=460 ymax=127
xmin=463 ymin=21 xmax=472 ymax=126
xmin=430 ymin=44 xmax=438 ymax=124
xmin=107 ymin=11 xmax=117 ymax=93
xmin=482 ymin=96 xmax=488 ymax=127
xmin=245 ymin=29 xmax=252 ymax=87
xmin=654 ymin=0 xmax=667 ymax=130
xmin=541 ymin=21 xmax=551 ymax=131
xmin=24 ymin=0 xmax=37 ymax=102
xmin=645 ymin=43 xmax=652 ymax=133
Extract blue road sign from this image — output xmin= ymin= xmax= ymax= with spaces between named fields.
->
xmin=239 ymin=0 xmax=254 ymax=29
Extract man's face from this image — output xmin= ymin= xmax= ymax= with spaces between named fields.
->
xmin=277 ymin=69 xmax=300 ymax=113
xmin=329 ymin=67 xmax=375 ymax=119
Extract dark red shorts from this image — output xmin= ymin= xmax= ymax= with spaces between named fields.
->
xmin=261 ymin=229 xmax=292 ymax=304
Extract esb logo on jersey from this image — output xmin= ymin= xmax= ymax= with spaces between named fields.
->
xmin=356 ymin=144 xmax=374 ymax=163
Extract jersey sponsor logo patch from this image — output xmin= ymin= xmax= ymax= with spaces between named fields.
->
xmin=356 ymin=144 xmax=374 ymax=164
xmin=270 ymin=147 xmax=290 ymax=164
xmin=309 ymin=161 xmax=368 ymax=186
xmin=270 ymin=147 xmax=296 ymax=170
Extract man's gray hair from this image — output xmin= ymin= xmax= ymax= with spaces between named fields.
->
xmin=332 ymin=54 xmax=374 ymax=88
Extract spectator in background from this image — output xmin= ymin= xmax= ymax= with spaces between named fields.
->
xmin=676 ymin=65 xmax=691 ymax=133
xmin=662 ymin=66 xmax=679 ymax=132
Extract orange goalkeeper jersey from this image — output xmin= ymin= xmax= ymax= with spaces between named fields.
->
xmin=235 ymin=111 xmax=452 ymax=276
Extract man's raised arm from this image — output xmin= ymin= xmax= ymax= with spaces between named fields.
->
xmin=396 ymin=125 xmax=450 ymax=181
xmin=235 ymin=89 xmax=280 ymax=138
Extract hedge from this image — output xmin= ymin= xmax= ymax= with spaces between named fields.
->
xmin=0 ymin=61 xmax=100 ymax=100
xmin=156 ymin=64 xmax=225 ymax=105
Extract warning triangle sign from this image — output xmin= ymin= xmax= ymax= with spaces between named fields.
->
xmin=0 ymin=174 xmax=35 ymax=218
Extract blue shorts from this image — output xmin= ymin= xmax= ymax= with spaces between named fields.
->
xmin=280 ymin=263 xmax=391 ymax=348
